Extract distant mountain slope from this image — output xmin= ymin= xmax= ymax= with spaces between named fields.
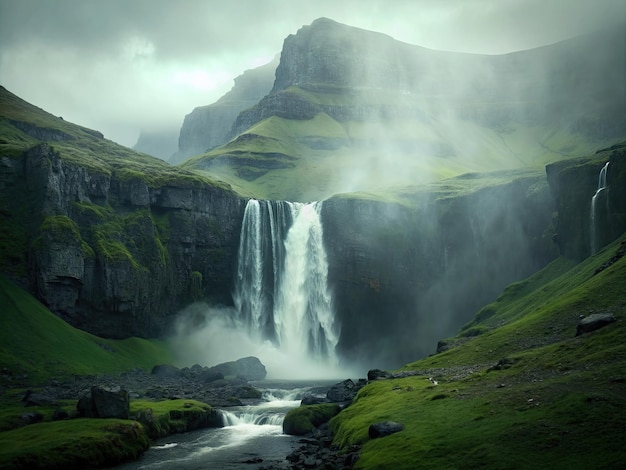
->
xmin=180 ymin=18 xmax=625 ymax=201
xmin=171 ymin=56 xmax=279 ymax=164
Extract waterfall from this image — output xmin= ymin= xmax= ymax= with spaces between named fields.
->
xmin=233 ymin=199 xmax=338 ymax=365
xmin=590 ymin=162 xmax=610 ymax=255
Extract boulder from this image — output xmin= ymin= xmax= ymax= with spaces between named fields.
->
xmin=198 ymin=369 xmax=224 ymax=383
xmin=576 ymin=313 xmax=617 ymax=336
xmin=368 ymin=421 xmax=404 ymax=439
xmin=77 ymin=386 xmax=129 ymax=419
xmin=22 ymin=390 xmax=58 ymax=407
xmin=208 ymin=356 xmax=267 ymax=381
xmin=151 ymin=364 xmax=183 ymax=378
xmin=326 ymin=379 xmax=357 ymax=402
xmin=367 ymin=369 xmax=393 ymax=381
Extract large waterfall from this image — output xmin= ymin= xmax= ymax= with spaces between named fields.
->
xmin=590 ymin=162 xmax=610 ymax=255
xmin=233 ymin=199 xmax=338 ymax=366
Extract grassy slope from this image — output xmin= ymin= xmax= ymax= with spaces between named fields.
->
xmin=0 ymin=86 xmax=231 ymax=191
xmin=330 ymin=234 xmax=626 ymax=469
xmin=0 ymin=275 xmax=174 ymax=384
xmin=181 ymin=86 xmax=605 ymax=202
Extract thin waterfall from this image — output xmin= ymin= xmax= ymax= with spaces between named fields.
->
xmin=590 ymin=162 xmax=610 ymax=255
xmin=233 ymin=199 xmax=338 ymax=363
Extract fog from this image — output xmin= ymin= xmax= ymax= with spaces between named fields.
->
xmin=170 ymin=303 xmax=362 ymax=380
xmin=1 ymin=0 xmax=624 ymax=147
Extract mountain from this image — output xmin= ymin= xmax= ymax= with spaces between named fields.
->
xmin=170 ymin=56 xmax=279 ymax=165
xmin=179 ymin=18 xmax=625 ymax=201
xmin=1 ymin=18 xmax=625 ymax=366
xmin=132 ymin=128 xmax=180 ymax=161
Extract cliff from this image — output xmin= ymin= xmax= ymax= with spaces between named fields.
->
xmin=171 ymin=57 xmax=278 ymax=164
xmin=321 ymin=170 xmax=556 ymax=366
xmin=546 ymin=142 xmax=626 ymax=260
xmin=183 ymin=18 xmax=625 ymax=202
xmin=0 ymin=87 xmax=245 ymax=338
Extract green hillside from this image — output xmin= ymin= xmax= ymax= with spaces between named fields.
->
xmin=0 ymin=275 xmax=174 ymax=384
xmin=329 ymin=234 xmax=626 ymax=469
xmin=0 ymin=85 xmax=230 ymax=190
xmin=181 ymin=86 xmax=606 ymax=202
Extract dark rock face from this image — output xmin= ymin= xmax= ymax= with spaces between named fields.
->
xmin=239 ymin=18 xmax=625 ymax=143
xmin=2 ymin=142 xmax=244 ymax=339
xmin=547 ymin=145 xmax=626 ymax=260
xmin=326 ymin=379 xmax=358 ymax=403
xmin=321 ymin=173 xmax=556 ymax=367
xmin=369 ymin=421 xmax=404 ymax=439
xmin=576 ymin=313 xmax=617 ymax=336
xmin=173 ymin=57 xmax=278 ymax=163
xmin=77 ymin=386 xmax=130 ymax=419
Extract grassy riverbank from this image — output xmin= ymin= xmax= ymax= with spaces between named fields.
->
xmin=330 ymin=234 xmax=626 ymax=469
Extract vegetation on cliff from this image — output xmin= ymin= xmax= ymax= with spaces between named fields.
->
xmin=329 ymin=234 xmax=626 ymax=469
xmin=0 ymin=275 xmax=173 ymax=383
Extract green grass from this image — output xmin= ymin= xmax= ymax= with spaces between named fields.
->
xmin=0 ymin=86 xmax=232 ymax=193
xmin=0 ymin=275 xmax=174 ymax=384
xmin=282 ymin=403 xmax=341 ymax=435
xmin=130 ymin=399 xmax=217 ymax=438
xmin=179 ymin=84 xmax=611 ymax=202
xmin=330 ymin=234 xmax=626 ymax=469
xmin=0 ymin=419 xmax=149 ymax=470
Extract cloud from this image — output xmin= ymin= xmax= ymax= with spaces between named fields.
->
xmin=0 ymin=0 xmax=624 ymax=147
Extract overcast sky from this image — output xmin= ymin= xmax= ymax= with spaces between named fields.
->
xmin=1 ymin=0 xmax=624 ymax=148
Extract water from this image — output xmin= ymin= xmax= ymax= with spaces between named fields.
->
xmin=233 ymin=200 xmax=339 ymax=365
xmin=116 ymin=383 xmax=328 ymax=469
xmin=590 ymin=162 xmax=610 ymax=254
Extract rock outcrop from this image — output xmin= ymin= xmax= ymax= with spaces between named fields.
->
xmin=1 ymin=139 xmax=244 ymax=339
xmin=546 ymin=144 xmax=626 ymax=260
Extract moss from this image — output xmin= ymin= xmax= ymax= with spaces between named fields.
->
xmin=0 ymin=419 xmax=149 ymax=470
xmin=283 ymin=403 xmax=341 ymax=436
xmin=130 ymin=399 xmax=217 ymax=439
xmin=0 ymin=275 xmax=174 ymax=383
xmin=0 ymin=214 xmax=28 ymax=277
xmin=330 ymin=234 xmax=626 ymax=469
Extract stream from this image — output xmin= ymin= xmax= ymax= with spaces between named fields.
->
xmin=116 ymin=381 xmax=332 ymax=469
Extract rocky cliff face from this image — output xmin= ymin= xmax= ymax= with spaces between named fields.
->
xmin=2 ymin=142 xmax=244 ymax=338
xmin=172 ymin=57 xmax=278 ymax=164
xmin=546 ymin=143 xmax=626 ymax=260
xmin=235 ymin=18 xmax=625 ymax=141
xmin=321 ymin=172 xmax=556 ymax=366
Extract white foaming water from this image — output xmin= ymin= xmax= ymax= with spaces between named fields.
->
xmin=590 ymin=162 xmax=610 ymax=254
xmin=274 ymin=202 xmax=338 ymax=362
xmin=230 ymin=199 xmax=343 ymax=378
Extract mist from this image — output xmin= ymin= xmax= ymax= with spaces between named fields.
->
xmin=169 ymin=302 xmax=362 ymax=380
xmin=1 ymin=0 xmax=624 ymax=147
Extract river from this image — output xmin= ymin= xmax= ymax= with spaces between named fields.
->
xmin=116 ymin=380 xmax=333 ymax=469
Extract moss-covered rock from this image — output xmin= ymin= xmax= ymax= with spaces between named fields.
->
xmin=283 ymin=403 xmax=341 ymax=436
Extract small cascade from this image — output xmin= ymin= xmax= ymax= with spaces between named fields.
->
xmin=590 ymin=162 xmax=610 ymax=255
xmin=218 ymin=408 xmax=285 ymax=427
xmin=233 ymin=199 xmax=339 ymax=366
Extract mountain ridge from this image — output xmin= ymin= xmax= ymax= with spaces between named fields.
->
xmin=178 ymin=18 xmax=625 ymax=202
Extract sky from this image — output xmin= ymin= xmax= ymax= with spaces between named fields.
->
xmin=1 ymin=0 xmax=624 ymax=148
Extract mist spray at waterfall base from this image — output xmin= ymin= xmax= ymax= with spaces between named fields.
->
xmin=170 ymin=200 xmax=360 ymax=380
xmin=170 ymin=303 xmax=358 ymax=380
